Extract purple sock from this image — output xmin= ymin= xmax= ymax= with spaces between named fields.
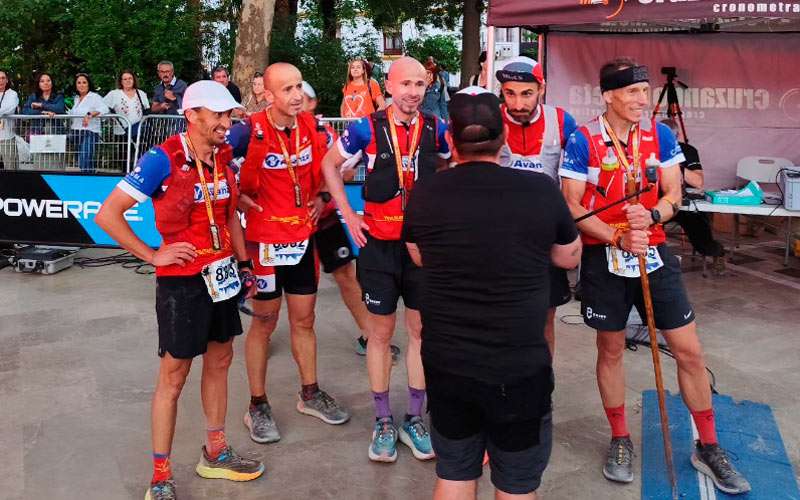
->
xmin=372 ymin=390 xmax=392 ymax=419
xmin=407 ymin=386 xmax=426 ymax=417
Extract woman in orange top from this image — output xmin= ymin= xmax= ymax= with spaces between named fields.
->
xmin=340 ymin=59 xmax=385 ymax=118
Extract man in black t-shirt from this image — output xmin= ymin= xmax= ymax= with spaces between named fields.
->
xmin=402 ymin=87 xmax=582 ymax=499
xmin=661 ymin=120 xmax=725 ymax=270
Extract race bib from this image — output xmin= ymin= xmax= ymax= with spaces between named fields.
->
xmin=605 ymin=246 xmax=664 ymax=278
xmin=201 ymin=256 xmax=242 ymax=302
xmin=259 ymin=239 xmax=309 ymax=267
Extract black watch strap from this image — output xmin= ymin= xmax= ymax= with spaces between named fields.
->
xmin=318 ymin=191 xmax=332 ymax=203
xmin=650 ymin=208 xmax=662 ymax=224
xmin=237 ymin=259 xmax=253 ymax=271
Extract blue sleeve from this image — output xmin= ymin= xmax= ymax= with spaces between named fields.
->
xmin=561 ymin=111 xmax=578 ymax=147
xmin=559 ymin=131 xmax=590 ymax=181
xmin=22 ymin=95 xmax=36 ymax=114
xmin=42 ymin=94 xmax=65 ymax=114
xmin=337 ymin=117 xmax=372 ymax=158
xmin=439 ymin=90 xmax=449 ymax=121
xmin=436 ymin=118 xmax=451 ymax=158
xmin=119 ymin=147 xmax=171 ymax=201
xmin=656 ymin=122 xmax=685 ymax=168
xmin=226 ymin=122 xmax=251 ymax=158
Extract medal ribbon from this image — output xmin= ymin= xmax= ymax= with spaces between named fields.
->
xmin=267 ymin=110 xmax=303 ymax=207
xmin=386 ymin=106 xmax=421 ymax=210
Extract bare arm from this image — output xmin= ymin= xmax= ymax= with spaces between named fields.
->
xmin=96 ymin=188 xmax=197 ymax=266
xmin=321 ymin=146 xmax=369 ymax=247
xmin=406 ymin=242 xmax=422 ymax=267
xmin=683 ymin=168 xmax=704 ymax=190
xmin=227 ymin=208 xmax=248 ymax=263
xmin=550 ymin=236 xmax=582 ymax=269
xmin=375 ymin=94 xmax=386 ymax=111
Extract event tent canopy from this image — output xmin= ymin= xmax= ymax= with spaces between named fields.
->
xmin=488 ymin=0 xmax=800 ymax=32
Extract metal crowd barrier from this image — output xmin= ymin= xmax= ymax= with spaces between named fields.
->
xmin=0 ymin=114 xmax=132 ymax=173
xmin=133 ymin=115 xmax=187 ymax=168
xmin=320 ymin=117 xmax=364 ymax=181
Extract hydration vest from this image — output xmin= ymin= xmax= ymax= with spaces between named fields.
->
xmin=577 ymin=117 xmax=665 ymax=246
xmin=501 ymin=104 xmax=563 ymax=181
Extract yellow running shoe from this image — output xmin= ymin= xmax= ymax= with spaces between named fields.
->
xmin=195 ymin=446 xmax=265 ymax=481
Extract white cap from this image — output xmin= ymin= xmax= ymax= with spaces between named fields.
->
xmin=180 ymin=80 xmax=244 ymax=114
xmin=457 ymin=85 xmax=492 ymax=96
xmin=301 ymin=81 xmax=316 ymax=99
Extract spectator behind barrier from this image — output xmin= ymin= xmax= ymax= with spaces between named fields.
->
xmin=244 ymin=72 xmax=269 ymax=115
xmin=467 ymin=51 xmax=488 ymax=89
xmin=104 ymin=69 xmax=150 ymax=138
xmin=0 ymin=69 xmax=20 ymax=170
xmin=421 ymin=59 xmax=449 ymax=120
xmin=68 ymin=72 xmax=109 ymax=173
xmin=22 ymin=72 xmax=65 ymax=117
xmin=340 ymin=58 xmax=385 ymax=118
xmin=151 ymin=60 xmax=187 ymax=115
xmin=212 ymin=66 xmax=242 ymax=104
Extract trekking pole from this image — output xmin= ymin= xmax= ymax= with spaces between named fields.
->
xmin=627 ymin=160 xmax=679 ymax=500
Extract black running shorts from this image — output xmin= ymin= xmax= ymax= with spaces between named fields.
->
xmin=356 ymin=235 xmax=423 ymax=315
xmin=155 ymin=274 xmax=243 ymax=359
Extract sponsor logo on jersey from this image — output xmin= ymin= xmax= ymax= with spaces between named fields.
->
xmin=193 ymin=180 xmax=231 ymax=203
xmin=263 ymin=145 xmax=313 ymax=169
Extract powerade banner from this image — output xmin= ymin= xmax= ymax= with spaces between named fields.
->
xmin=545 ymin=32 xmax=800 ymax=188
xmin=0 ymin=172 xmax=368 ymax=250
xmin=0 ymin=172 xmax=161 ymax=247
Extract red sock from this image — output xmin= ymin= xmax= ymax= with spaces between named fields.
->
xmin=206 ymin=427 xmax=228 ymax=459
xmin=152 ymin=453 xmax=172 ymax=484
xmin=604 ymin=404 xmax=630 ymax=438
xmin=691 ymin=408 xmax=718 ymax=446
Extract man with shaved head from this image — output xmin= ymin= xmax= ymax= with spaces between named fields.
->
xmin=227 ymin=62 xmax=351 ymax=446
xmin=321 ymin=56 xmax=451 ymax=463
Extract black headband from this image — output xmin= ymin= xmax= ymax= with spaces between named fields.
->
xmin=600 ymin=65 xmax=649 ymax=92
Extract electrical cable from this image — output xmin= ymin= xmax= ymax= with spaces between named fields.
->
xmin=73 ymin=251 xmax=155 ymax=274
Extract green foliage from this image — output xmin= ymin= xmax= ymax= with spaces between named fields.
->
xmin=0 ymin=0 xmax=209 ymax=99
xmin=404 ymin=35 xmax=460 ymax=73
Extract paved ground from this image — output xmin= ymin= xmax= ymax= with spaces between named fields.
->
xmin=2 ymin=234 xmax=799 ymax=500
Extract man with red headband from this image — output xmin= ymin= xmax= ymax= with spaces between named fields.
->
xmin=560 ymin=58 xmax=750 ymax=494
xmin=496 ymin=56 xmax=577 ymax=357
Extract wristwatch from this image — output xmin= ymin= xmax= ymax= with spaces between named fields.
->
xmin=650 ymin=208 xmax=662 ymax=224
xmin=318 ymin=192 xmax=332 ymax=203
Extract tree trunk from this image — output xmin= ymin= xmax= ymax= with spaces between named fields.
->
xmin=273 ymin=0 xmax=298 ymax=37
xmin=233 ymin=0 xmax=277 ymax=104
xmin=460 ymin=0 xmax=482 ymax=89
xmin=319 ymin=0 xmax=337 ymax=40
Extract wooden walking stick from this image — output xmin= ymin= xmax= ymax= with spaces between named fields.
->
xmin=627 ymin=154 xmax=679 ymax=500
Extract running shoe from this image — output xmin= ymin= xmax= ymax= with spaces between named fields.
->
xmin=398 ymin=415 xmax=435 ymax=460
xmin=691 ymin=441 xmax=751 ymax=494
xmin=296 ymin=389 xmax=350 ymax=424
xmin=144 ymin=480 xmax=176 ymax=500
xmin=244 ymin=402 xmax=281 ymax=443
xmin=195 ymin=446 xmax=264 ymax=481
xmin=602 ymin=436 xmax=634 ymax=483
xmin=355 ymin=336 xmax=401 ymax=363
xmin=369 ymin=417 xmax=398 ymax=463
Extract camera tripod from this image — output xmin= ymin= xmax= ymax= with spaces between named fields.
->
xmin=652 ymin=67 xmax=689 ymax=143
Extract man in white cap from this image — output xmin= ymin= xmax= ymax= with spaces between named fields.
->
xmin=496 ymin=56 xmax=578 ymax=358
xmin=97 ymin=80 xmax=264 ymax=500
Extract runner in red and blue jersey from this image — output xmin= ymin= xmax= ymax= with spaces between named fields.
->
xmin=97 ymin=81 xmax=263 ymax=500
xmin=321 ymin=57 xmax=450 ymax=464
xmin=496 ymin=56 xmax=578 ymax=357
xmin=560 ymin=57 xmax=750 ymax=495
xmin=226 ymin=63 xmax=351 ymax=446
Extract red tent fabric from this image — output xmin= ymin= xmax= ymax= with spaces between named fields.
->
xmin=488 ymin=0 xmax=800 ymax=29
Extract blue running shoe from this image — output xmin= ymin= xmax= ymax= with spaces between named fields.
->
xmin=368 ymin=417 xmax=398 ymax=463
xmin=399 ymin=415 xmax=435 ymax=460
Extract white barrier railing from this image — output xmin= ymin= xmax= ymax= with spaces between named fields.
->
xmin=0 ymin=114 xmax=132 ymax=173
xmin=0 ymin=114 xmax=367 ymax=177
